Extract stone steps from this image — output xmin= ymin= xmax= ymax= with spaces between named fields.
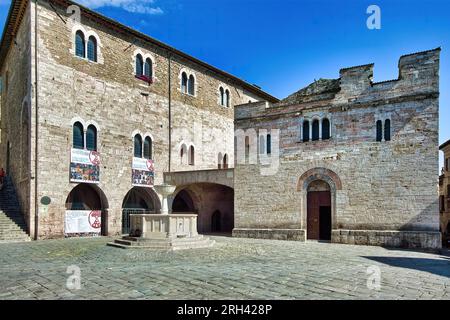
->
xmin=0 ymin=177 xmax=30 ymax=242
xmin=107 ymin=235 xmax=215 ymax=250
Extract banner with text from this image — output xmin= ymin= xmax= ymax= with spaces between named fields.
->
xmin=64 ymin=210 xmax=102 ymax=236
xmin=70 ymin=148 xmax=100 ymax=183
xmin=132 ymin=157 xmax=155 ymax=187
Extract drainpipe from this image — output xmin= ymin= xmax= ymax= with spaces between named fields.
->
xmin=33 ymin=0 xmax=39 ymax=240
xmin=168 ymin=52 xmax=172 ymax=173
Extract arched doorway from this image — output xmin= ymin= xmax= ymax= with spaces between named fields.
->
xmin=307 ymin=180 xmax=331 ymax=240
xmin=172 ymin=189 xmax=195 ymax=212
xmin=172 ymin=184 xmax=234 ymax=234
xmin=65 ymin=183 xmax=108 ymax=236
xmin=122 ymin=187 xmax=158 ymax=234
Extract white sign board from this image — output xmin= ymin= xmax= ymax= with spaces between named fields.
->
xmin=65 ymin=210 xmax=101 ymax=235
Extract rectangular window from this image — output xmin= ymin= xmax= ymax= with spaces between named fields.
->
xmin=440 ymin=195 xmax=445 ymax=212
xmin=447 ymin=185 xmax=450 ymax=199
xmin=446 ymin=158 xmax=450 ymax=172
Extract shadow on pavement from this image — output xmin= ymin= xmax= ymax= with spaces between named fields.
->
xmin=363 ymin=256 xmax=450 ymax=278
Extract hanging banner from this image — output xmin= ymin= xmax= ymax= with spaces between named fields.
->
xmin=132 ymin=158 xmax=155 ymax=187
xmin=70 ymin=148 xmax=100 ymax=183
xmin=64 ymin=210 xmax=102 ymax=236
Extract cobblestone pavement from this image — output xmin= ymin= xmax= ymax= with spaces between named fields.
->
xmin=0 ymin=236 xmax=449 ymax=300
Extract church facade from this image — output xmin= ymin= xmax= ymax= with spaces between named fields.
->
xmin=233 ymin=49 xmax=441 ymax=249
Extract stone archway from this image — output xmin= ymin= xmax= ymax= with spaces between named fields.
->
xmin=65 ymin=183 xmax=109 ymax=236
xmin=172 ymin=183 xmax=234 ymax=234
xmin=297 ymin=168 xmax=342 ymax=240
xmin=122 ymin=187 xmax=160 ymax=234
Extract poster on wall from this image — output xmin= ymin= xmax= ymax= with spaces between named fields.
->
xmin=70 ymin=148 xmax=100 ymax=183
xmin=64 ymin=210 xmax=102 ymax=236
xmin=132 ymin=157 xmax=155 ymax=187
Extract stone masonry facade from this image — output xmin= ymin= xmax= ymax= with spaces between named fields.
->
xmin=233 ymin=49 xmax=441 ymax=249
xmin=0 ymin=0 xmax=277 ymax=239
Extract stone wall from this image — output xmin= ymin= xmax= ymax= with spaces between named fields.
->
xmin=233 ymin=49 xmax=441 ymax=249
xmin=439 ymin=143 xmax=450 ymax=242
xmin=0 ymin=2 xmax=32 ymax=235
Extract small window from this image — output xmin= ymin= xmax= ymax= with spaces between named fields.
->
xmin=144 ymin=136 xmax=152 ymax=159
xmin=384 ymin=119 xmax=391 ymax=141
xmin=75 ymin=31 xmax=85 ymax=58
xmin=134 ymin=134 xmax=143 ymax=158
xmin=223 ymin=154 xmax=228 ymax=169
xmin=225 ymin=89 xmax=230 ymax=107
xmin=447 ymin=185 xmax=450 ymax=199
xmin=266 ymin=134 xmax=271 ymax=154
xmin=446 ymin=158 xmax=449 ymax=172
xmin=188 ymin=145 xmax=195 ymax=165
xmin=180 ymin=144 xmax=187 ymax=165
xmin=181 ymin=72 xmax=188 ymax=94
xmin=144 ymin=58 xmax=153 ymax=79
xmin=87 ymin=36 xmax=97 ymax=62
xmin=245 ymin=136 xmax=250 ymax=160
xmin=312 ymin=119 xmax=320 ymax=141
xmin=135 ymin=54 xmax=143 ymax=77
xmin=441 ymin=195 xmax=445 ymax=212
xmin=188 ymin=75 xmax=195 ymax=95
xmin=322 ymin=118 xmax=330 ymax=140
xmin=376 ymin=120 xmax=383 ymax=142
xmin=86 ymin=125 xmax=97 ymax=151
xmin=303 ymin=121 xmax=310 ymax=142
xmin=219 ymin=87 xmax=224 ymax=106
xmin=73 ymin=122 xmax=84 ymax=149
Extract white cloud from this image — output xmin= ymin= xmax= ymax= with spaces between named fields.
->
xmin=77 ymin=0 xmax=164 ymax=15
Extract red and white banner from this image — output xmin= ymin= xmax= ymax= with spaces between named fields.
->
xmin=65 ymin=210 xmax=102 ymax=235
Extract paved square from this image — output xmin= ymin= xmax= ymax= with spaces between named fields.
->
xmin=0 ymin=236 xmax=449 ymax=300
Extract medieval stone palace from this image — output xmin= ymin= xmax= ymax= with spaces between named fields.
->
xmin=0 ymin=0 xmax=442 ymax=249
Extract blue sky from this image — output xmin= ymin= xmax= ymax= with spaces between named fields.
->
xmin=0 ymin=0 xmax=449 ymax=168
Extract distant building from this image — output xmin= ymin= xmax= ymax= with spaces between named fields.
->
xmin=440 ymin=140 xmax=450 ymax=247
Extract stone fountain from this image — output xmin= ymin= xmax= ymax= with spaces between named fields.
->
xmin=108 ymin=184 xmax=215 ymax=250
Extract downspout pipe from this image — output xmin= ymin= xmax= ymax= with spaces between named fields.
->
xmin=33 ymin=0 xmax=39 ymax=240
xmin=168 ymin=51 xmax=172 ymax=173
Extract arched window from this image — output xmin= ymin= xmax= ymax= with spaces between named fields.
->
xmin=312 ymin=119 xmax=320 ymax=141
xmin=303 ymin=121 xmax=310 ymax=142
xmin=245 ymin=136 xmax=250 ymax=160
xmin=223 ymin=154 xmax=228 ymax=169
xmin=73 ymin=122 xmax=84 ymax=149
xmin=225 ymin=89 xmax=230 ymax=107
xmin=188 ymin=75 xmax=195 ymax=95
xmin=266 ymin=134 xmax=271 ymax=154
xmin=376 ymin=120 xmax=383 ymax=142
xmin=181 ymin=72 xmax=188 ymax=93
xmin=180 ymin=144 xmax=187 ymax=165
xmin=144 ymin=58 xmax=153 ymax=79
xmin=86 ymin=125 xmax=97 ymax=151
xmin=219 ymin=87 xmax=224 ymax=106
xmin=218 ymin=152 xmax=223 ymax=169
xmin=87 ymin=36 xmax=97 ymax=62
xmin=322 ymin=118 xmax=330 ymax=140
xmin=135 ymin=54 xmax=143 ymax=77
xmin=384 ymin=119 xmax=391 ymax=141
xmin=189 ymin=145 xmax=195 ymax=165
xmin=134 ymin=134 xmax=143 ymax=158
xmin=75 ymin=31 xmax=85 ymax=58
xmin=144 ymin=136 xmax=152 ymax=159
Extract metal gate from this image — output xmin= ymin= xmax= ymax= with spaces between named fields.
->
xmin=122 ymin=209 xmax=154 ymax=235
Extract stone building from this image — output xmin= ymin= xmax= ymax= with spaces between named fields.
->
xmin=0 ymin=0 xmax=278 ymax=239
xmin=439 ymin=140 xmax=450 ymax=246
xmin=233 ymin=49 xmax=441 ymax=249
